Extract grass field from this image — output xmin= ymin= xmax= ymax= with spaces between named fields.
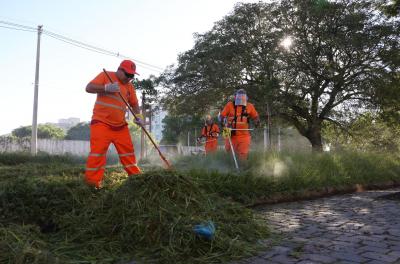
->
xmin=1 ymin=150 xmax=399 ymax=263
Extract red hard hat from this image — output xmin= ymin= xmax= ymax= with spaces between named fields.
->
xmin=119 ymin=60 xmax=139 ymax=75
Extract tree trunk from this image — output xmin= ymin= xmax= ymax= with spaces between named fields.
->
xmin=305 ymin=124 xmax=323 ymax=152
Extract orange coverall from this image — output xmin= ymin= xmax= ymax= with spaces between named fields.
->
xmin=200 ymin=123 xmax=220 ymax=154
xmin=220 ymin=101 xmax=259 ymax=160
xmin=85 ymin=71 xmax=141 ymax=188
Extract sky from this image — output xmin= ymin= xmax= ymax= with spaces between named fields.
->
xmin=0 ymin=0 xmax=261 ymax=135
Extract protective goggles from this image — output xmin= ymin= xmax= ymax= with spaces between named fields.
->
xmin=121 ymin=69 xmax=135 ymax=79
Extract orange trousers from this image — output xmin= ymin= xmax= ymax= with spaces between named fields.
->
xmin=224 ymin=135 xmax=251 ymax=160
xmin=204 ymin=138 xmax=218 ymax=154
xmin=85 ymin=122 xmax=141 ymax=187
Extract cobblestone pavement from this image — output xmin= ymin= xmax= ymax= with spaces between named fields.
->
xmin=241 ymin=188 xmax=400 ymax=264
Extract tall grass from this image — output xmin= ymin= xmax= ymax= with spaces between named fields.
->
xmin=175 ymin=150 xmax=400 ymax=204
xmin=0 ymin=152 xmax=86 ymax=166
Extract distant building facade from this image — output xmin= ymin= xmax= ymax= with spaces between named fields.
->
xmin=54 ymin=117 xmax=81 ymax=131
xmin=151 ymin=109 xmax=167 ymax=142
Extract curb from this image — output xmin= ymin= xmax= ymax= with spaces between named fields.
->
xmin=248 ymin=181 xmax=400 ymax=207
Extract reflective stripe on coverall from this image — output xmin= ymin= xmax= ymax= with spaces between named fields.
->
xmin=201 ymin=123 xmax=220 ymax=154
xmin=85 ymin=71 xmax=141 ymax=187
xmin=220 ymin=101 xmax=259 ymax=160
xmin=85 ymin=122 xmax=141 ymax=187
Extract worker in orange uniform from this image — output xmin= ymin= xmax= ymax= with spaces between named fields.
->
xmin=85 ymin=60 xmax=143 ymax=188
xmin=197 ymin=115 xmax=220 ymax=154
xmin=219 ymin=89 xmax=260 ymax=160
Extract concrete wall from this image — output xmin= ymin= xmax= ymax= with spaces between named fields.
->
xmin=0 ymin=137 xmax=202 ymax=157
xmin=0 ymin=137 xmax=91 ymax=156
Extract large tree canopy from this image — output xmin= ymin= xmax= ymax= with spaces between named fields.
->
xmin=160 ymin=0 xmax=399 ymax=150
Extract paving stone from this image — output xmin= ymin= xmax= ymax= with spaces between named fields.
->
xmin=268 ymin=255 xmax=298 ymax=264
xmin=296 ymin=260 xmax=319 ymax=264
xmin=269 ymin=246 xmax=292 ymax=254
xmin=239 ymin=188 xmax=400 ymax=264
xmin=364 ymin=260 xmax=391 ymax=264
xmin=259 ymin=250 xmax=278 ymax=259
xmin=243 ymin=256 xmax=269 ymax=264
xmin=329 ymin=252 xmax=367 ymax=263
xmin=302 ymin=254 xmax=337 ymax=263
xmin=335 ymin=261 xmax=359 ymax=264
xmin=387 ymin=250 xmax=400 ymax=260
xmin=358 ymin=245 xmax=390 ymax=254
xmin=291 ymin=236 xmax=309 ymax=243
xmin=361 ymin=251 xmax=399 ymax=262
xmin=330 ymin=240 xmax=356 ymax=250
xmin=388 ymin=229 xmax=400 ymax=237
xmin=335 ymin=235 xmax=361 ymax=244
xmin=360 ymin=240 xmax=389 ymax=248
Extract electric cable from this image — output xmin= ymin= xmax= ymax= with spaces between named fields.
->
xmin=0 ymin=20 xmax=164 ymax=73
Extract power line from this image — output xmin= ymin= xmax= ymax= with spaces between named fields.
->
xmin=0 ymin=20 xmax=37 ymax=31
xmin=0 ymin=20 xmax=165 ymax=73
xmin=0 ymin=25 xmax=36 ymax=32
xmin=42 ymin=29 xmax=164 ymax=71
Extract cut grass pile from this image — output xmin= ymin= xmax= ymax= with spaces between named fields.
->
xmin=0 ymin=159 xmax=269 ymax=264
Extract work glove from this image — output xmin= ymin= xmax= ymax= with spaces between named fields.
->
xmin=254 ymin=119 xmax=261 ymax=128
xmin=211 ymin=132 xmax=219 ymax=138
xmin=222 ymin=127 xmax=231 ymax=139
xmin=134 ymin=113 xmax=144 ymax=126
xmin=104 ymin=82 xmax=120 ymax=93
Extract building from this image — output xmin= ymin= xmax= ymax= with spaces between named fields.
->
xmin=56 ymin=117 xmax=80 ymax=131
xmin=126 ymin=106 xmax=166 ymax=142
xmin=151 ymin=109 xmax=167 ymax=142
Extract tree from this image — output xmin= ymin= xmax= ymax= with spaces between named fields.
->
xmin=160 ymin=0 xmax=400 ymax=151
xmin=133 ymin=75 xmax=159 ymax=109
xmin=65 ymin=122 xmax=90 ymax=140
xmin=373 ymin=73 xmax=400 ymax=126
xmin=160 ymin=2 xmax=279 ymax=117
xmin=380 ymin=0 xmax=400 ymax=17
xmin=323 ymin=113 xmax=400 ymax=152
xmin=12 ymin=124 xmax=65 ymax=139
xmin=161 ymin=115 xmax=202 ymax=144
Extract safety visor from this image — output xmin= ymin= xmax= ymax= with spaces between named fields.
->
xmin=234 ymin=93 xmax=247 ymax=106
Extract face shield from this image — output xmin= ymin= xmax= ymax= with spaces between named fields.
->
xmin=234 ymin=90 xmax=247 ymax=106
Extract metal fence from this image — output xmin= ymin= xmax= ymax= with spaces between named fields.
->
xmin=179 ymin=126 xmax=311 ymax=153
xmin=0 ymin=126 xmax=311 ymax=158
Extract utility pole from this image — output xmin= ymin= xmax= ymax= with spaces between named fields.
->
xmin=140 ymin=91 xmax=145 ymax=160
xmin=278 ymin=126 xmax=281 ymax=152
xmin=263 ymin=126 xmax=267 ymax=151
xmin=146 ymin=104 xmax=152 ymax=157
xmin=266 ymin=102 xmax=271 ymax=151
xmin=194 ymin=129 xmax=197 ymax=147
xmin=31 ymin=25 xmax=43 ymax=155
xmin=148 ymin=105 xmax=152 ymax=133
